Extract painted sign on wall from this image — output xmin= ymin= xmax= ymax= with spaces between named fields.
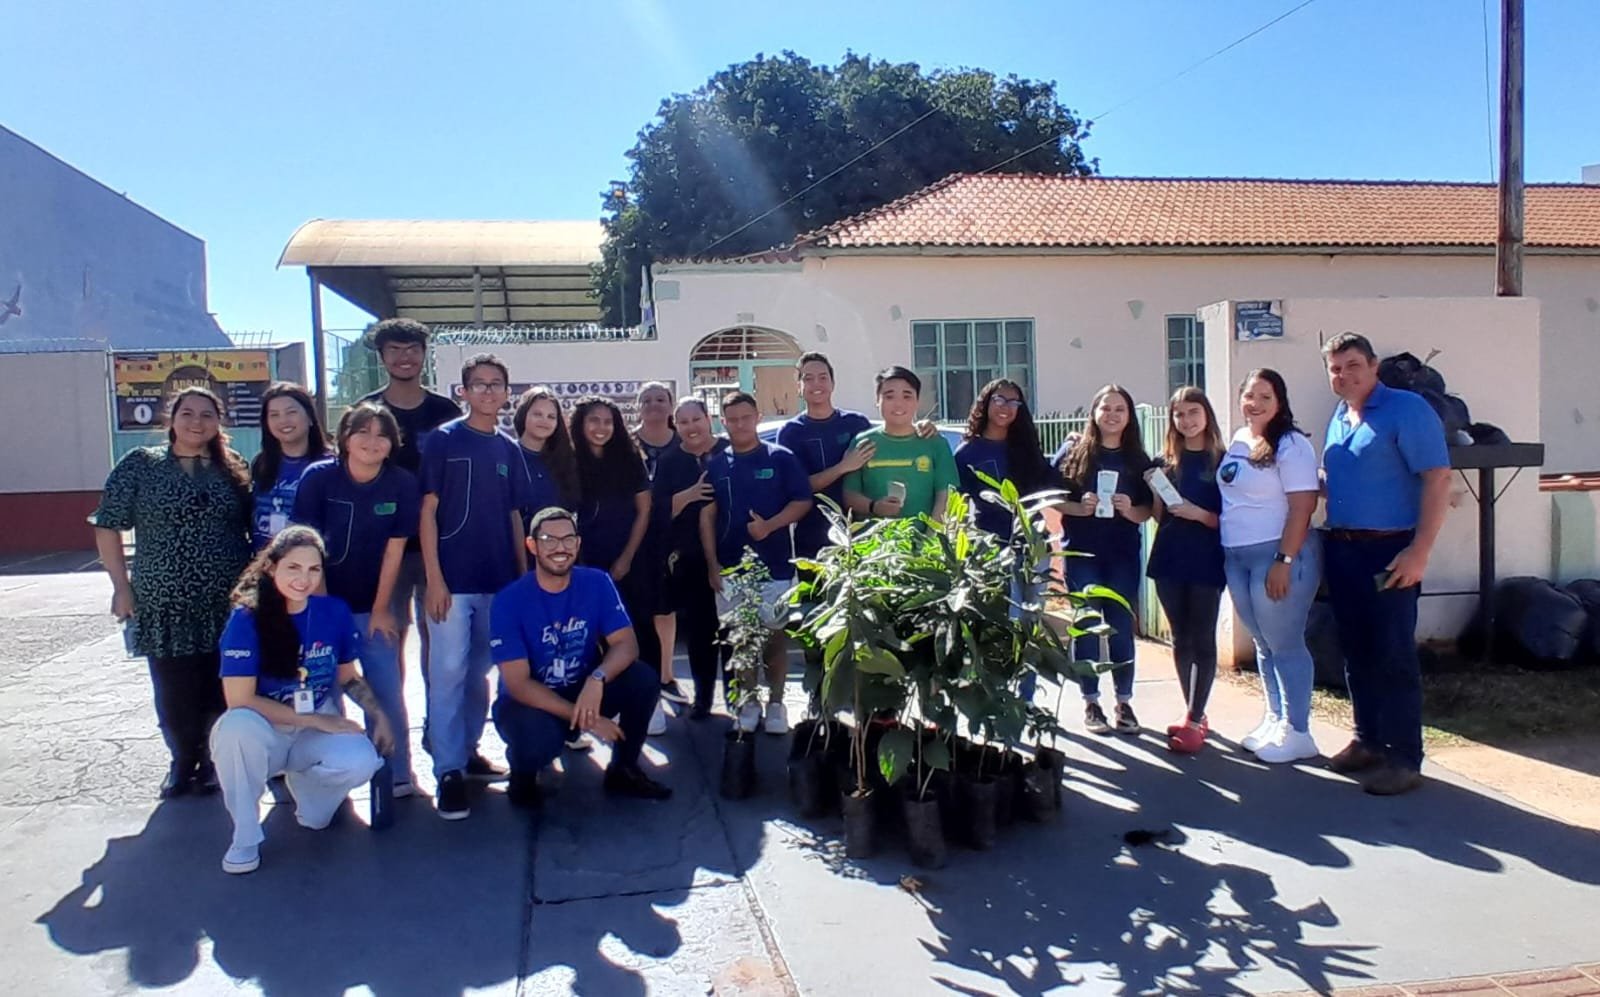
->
xmin=1235 ymin=300 xmax=1285 ymax=341
xmin=111 ymin=350 xmax=272 ymax=429
xmin=448 ymin=379 xmax=679 ymax=436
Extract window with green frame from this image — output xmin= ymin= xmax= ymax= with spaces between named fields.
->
xmin=910 ymin=319 xmax=1035 ymax=420
xmin=1166 ymin=315 xmax=1204 ymax=396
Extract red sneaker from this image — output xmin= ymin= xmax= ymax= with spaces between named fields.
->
xmin=1165 ymin=715 xmax=1209 ymax=737
xmin=1168 ymin=722 xmax=1206 ymax=754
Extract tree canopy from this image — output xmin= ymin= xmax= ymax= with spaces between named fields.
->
xmin=595 ymin=52 xmax=1095 ymax=325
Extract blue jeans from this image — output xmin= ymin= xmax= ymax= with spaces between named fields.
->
xmin=1323 ymin=531 xmax=1424 ymax=769
xmin=351 ymin=613 xmax=413 ymax=785
xmin=423 ymin=593 xmax=494 ymax=777
xmin=492 ymin=660 xmax=658 ymax=776
xmin=1067 ymin=551 xmax=1141 ymax=702
xmin=1224 ymin=536 xmax=1321 ymax=733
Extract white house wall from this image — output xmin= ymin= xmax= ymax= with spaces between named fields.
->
xmin=653 ymin=253 xmax=1599 ymax=473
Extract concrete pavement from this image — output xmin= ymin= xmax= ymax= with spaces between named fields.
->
xmin=2 ymin=559 xmax=1598 ymax=995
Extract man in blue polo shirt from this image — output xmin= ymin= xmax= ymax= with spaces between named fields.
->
xmin=703 ymin=391 xmax=813 ymax=735
xmin=1321 ymin=332 xmax=1450 ymax=796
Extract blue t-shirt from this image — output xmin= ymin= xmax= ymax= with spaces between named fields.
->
xmin=518 ymin=446 xmax=569 ymax=520
xmin=653 ymin=442 xmax=723 ymax=567
xmin=291 ymin=459 xmax=420 ymax=614
xmin=419 ymin=418 xmax=531 ymax=594
xmin=489 ymin=567 xmax=633 ymax=691
xmin=219 ymin=595 xmax=358 ymax=711
xmin=1145 ymin=449 xmax=1226 ymax=587
xmin=251 ymin=455 xmax=313 ymax=550
xmin=1324 ymin=382 xmax=1450 ymax=531
xmin=576 ymin=457 xmax=649 ymax=573
xmin=1051 ymin=444 xmax=1153 ymax=562
xmin=777 ymin=409 xmax=873 ymax=558
xmin=705 ymin=441 xmax=812 ymax=580
xmin=953 ymin=436 xmax=1055 ymax=540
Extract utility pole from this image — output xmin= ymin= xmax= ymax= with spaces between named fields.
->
xmin=1495 ymin=0 xmax=1524 ymax=296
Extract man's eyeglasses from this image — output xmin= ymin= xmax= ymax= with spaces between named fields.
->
xmin=535 ymin=533 xmax=580 ymax=549
xmin=989 ymin=396 xmax=1023 ymax=409
xmin=465 ymin=382 xmax=508 ymax=395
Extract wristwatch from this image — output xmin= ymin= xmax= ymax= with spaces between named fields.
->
xmin=1273 ymin=552 xmax=1294 ymax=565
xmin=588 ymin=670 xmax=608 ymax=684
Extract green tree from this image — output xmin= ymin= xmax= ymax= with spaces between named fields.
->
xmin=595 ymin=51 xmax=1095 ymax=325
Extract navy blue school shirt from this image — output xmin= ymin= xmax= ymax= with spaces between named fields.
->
xmin=636 ymin=433 xmax=682 ymax=572
xmin=518 ymin=446 xmax=569 ymax=521
xmin=419 ymin=417 xmax=531 ymax=595
xmin=219 ymin=595 xmax=359 ymax=711
xmin=489 ymin=566 xmax=632 ymax=692
xmin=953 ymin=437 xmax=1055 ymax=540
xmin=577 ymin=457 xmax=649 ymax=573
xmin=360 ymin=388 xmax=462 ymax=474
xmin=251 ymin=455 xmax=313 ymax=550
xmin=705 ymin=441 xmax=812 ymax=580
xmin=291 ymin=458 xmax=420 ymax=614
xmin=1050 ymin=443 xmax=1154 ymax=562
xmin=1145 ymin=449 xmax=1226 ymax=587
xmin=778 ymin=409 xmax=874 ymax=558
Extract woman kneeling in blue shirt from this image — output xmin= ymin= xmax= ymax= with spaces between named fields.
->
xmin=211 ymin=526 xmax=393 ymax=875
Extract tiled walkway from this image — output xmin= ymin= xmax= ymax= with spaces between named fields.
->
xmin=1272 ymin=963 xmax=1600 ymax=994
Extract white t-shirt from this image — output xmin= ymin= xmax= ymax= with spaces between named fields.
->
xmin=1218 ymin=429 xmax=1320 ymax=549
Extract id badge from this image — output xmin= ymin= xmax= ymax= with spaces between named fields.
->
xmin=293 ymin=686 xmax=315 ymax=715
xmin=268 ymin=511 xmax=289 ymax=539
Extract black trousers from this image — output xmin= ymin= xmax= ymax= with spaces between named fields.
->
xmin=148 ymin=652 xmax=226 ymax=768
xmin=1153 ymin=581 xmax=1223 ymax=723
xmin=672 ymin=553 xmax=727 ymax=710
xmin=615 ymin=568 xmax=663 ymax=683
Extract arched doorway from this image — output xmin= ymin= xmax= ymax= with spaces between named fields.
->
xmin=689 ymin=326 xmax=802 ymax=420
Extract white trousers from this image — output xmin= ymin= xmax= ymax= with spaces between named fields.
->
xmin=210 ymin=707 xmax=382 ymax=850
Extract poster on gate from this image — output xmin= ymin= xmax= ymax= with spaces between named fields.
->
xmin=111 ymin=350 xmax=273 ymax=429
xmin=447 ymin=379 xmax=679 ymax=436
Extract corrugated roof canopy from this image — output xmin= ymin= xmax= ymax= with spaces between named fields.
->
xmin=278 ymin=219 xmax=605 ymax=326
xmin=794 ymin=175 xmax=1600 ymax=252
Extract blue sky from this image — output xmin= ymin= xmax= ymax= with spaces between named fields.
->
xmin=5 ymin=1 xmax=1596 ymax=343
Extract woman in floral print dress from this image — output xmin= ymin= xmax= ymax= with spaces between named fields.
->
xmin=91 ymin=387 xmax=252 ymax=799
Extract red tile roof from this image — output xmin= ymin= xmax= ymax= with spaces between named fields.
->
xmin=793 ymin=174 xmax=1600 ymax=251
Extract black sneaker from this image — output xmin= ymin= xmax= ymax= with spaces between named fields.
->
xmin=192 ymin=760 xmax=221 ymax=796
xmin=506 ymin=772 xmax=541 ymax=809
xmin=1363 ymin=764 xmax=1424 ymax=797
xmin=690 ymin=701 xmax=712 ymax=722
xmin=603 ymin=765 xmax=673 ymax=800
xmin=1114 ymin=703 xmax=1141 ymax=735
xmin=159 ymin=761 xmax=193 ymax=800
xmin=437 ymin=771 xmax=471 ymax=820
xmin=466 ymin=753 xmax=508 ymax=783
xmin=660 ymin=680 xmax=691 ymax=705
xmin=1084 ymin=703 xmax=1113 ymax=736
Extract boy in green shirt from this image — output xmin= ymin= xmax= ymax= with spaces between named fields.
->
xmin=844 ymin=366 xmax=958 ymax=522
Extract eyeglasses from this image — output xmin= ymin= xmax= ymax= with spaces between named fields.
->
xmin=989 ymin=396 xmax=1023 ymax=409
xmin=465 ymin=382 xmax=508 ymax=395
xmin=535 ymin=533 xmax=580 ymax=549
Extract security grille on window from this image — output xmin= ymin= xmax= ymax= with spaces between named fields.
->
xmin=911 ymin=319 xmax=1035 ymax=421
xmin=1166 ymin=315 xmax=1205 ymax=396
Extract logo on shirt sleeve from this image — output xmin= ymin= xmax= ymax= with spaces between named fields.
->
xmin=1219 ymin=461 xmax=1240 ymax=484
xmin=223 ymin=648 xmax=251 ymax=659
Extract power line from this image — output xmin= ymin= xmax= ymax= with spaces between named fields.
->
xmin=981 ymin=0 xmax=1320 ymax=176
xmin=1481 ymin=0 xmax=1498 ymax=180
xmin=693 ymin=106 xmax=942 ymax=259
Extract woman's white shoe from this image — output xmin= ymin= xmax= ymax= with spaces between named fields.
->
xmin=1240 ymin=715 xmax=1282 ymax=753
xmin=1254 ymin=727 xmax=1320 ymax=764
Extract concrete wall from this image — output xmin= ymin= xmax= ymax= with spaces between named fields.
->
xmin=1199 ymin=296 xmax=1545 ymax=653
xmin=0 ymin=350 xmax=114 ymax=552
xmin=653 ymin=252 xmax=1600 ymax=473
xmin=0 ymin=126 xmax=228 ymax=352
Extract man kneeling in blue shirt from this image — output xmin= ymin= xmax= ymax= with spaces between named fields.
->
xmin=489 ymin=507 xmax=672 ymax=806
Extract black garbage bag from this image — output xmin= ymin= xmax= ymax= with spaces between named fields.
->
xmin=1562 ymin=579 xmax=1600 ymax=660
xmin=1416 ymin=387 xmax=1472 ymax=438
xmin=1379 ymin=352 xmax=1448 ymax=395
xmin=1464 ymin=576 xmax=1590 ymax=669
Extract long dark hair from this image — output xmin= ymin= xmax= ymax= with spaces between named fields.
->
xmin=166 ymin=386 xmax=251 ymax=501
xmin=965 ymin=378 xmax=1049 ymax=493
xmin=252 ymin=382 xmax=331 ymax=487
xmin=1163 ymin=386 xmax=1224 ymax=469
xmin=571 ymin=396 xmax=646 ymax=499
xmin=335 ymin=402 xmax=400 ymax=462
xmin=1058 ymin=384 xmax=1150 ymax=489
xmin=1240 ymin=368 xmax=1306 ymax=467
xmin=230 ymin=525 xmax=326 ymax=680
xmin=514 ymin=387 xmax=579 ymax=502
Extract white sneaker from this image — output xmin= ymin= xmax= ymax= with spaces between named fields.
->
xmin=1254 ymin=727 xmax=1321 ymax=764
xmin=222 ymin=843 xmax=260 ymax=875
xmin=1240 ymin=715 xmax=1282 ymax=753
xmin=648 ymin=700 xmax=668 ymax=736
xmin=763 ymin=700 xmax=789 ymax=736
xmin=565 ymin=733 xmax=593 ymax=752
xmin=737 ymin=699 xmax=763 ymax=734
